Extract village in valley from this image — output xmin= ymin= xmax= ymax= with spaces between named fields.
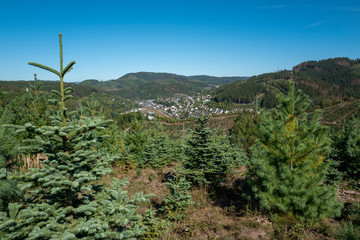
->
xmin=124 ymin=95 xmax=256 ymax=120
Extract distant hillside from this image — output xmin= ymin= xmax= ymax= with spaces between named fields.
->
xmin=79 ymin=72 xmax=247 ymax=99
xmin=212 ymin=57 xmax=360 ymax=108
xmin=115 ymin=78 xmax=210 ymax=99
xmin=0 ymin=80 xmax=104 ymax=99
xmin=187 ymin=75 xmax=248 ymax=85
xmin=0 ymin=80 xmax=140 ymax=120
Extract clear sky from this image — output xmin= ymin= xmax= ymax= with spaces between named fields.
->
xmin=1 ymin=0 xmax=360 ymax=82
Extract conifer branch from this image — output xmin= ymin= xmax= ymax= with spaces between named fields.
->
xmin=62 ymin=61 xmax=76 ymax=76
xmin=28 ymin=62 xmax=60 ymax=77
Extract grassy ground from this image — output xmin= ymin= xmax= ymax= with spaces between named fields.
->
xmin=100 ymin=164 xmax=353 ymax=240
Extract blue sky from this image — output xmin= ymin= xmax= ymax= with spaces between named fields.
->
xmin=1 ymin=0 xmax=360 ymax=82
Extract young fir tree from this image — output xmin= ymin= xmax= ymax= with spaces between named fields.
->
xmin=184 ymin=116 xmax=245 ymax=186
xmin=0 ymin=34 xmax=153 ymax=239
xmin=246 ymin=80 xmax=342 ymax=225
xmin=123 ymin=118 xmax=149 ymax=165
xmin=0 ymin=108 xmax=22 ymax=213
xmin=161 ymin=169 xmax=194 ymax=221
xmin=141 ymin=129 xmax=173 ymax=169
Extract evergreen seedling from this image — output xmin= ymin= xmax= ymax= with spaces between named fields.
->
xmin=331 ymin=109 xmax=360 ymax=181
xmin=28 ymin=33 xmax=75 ymax=126
xmin=0 ymin=34 xmax=154 ymax=239
xmin=184 ymin=116 xmax=245 ymax=186
xmin=161 ymin=169 xmax=194 ymax=220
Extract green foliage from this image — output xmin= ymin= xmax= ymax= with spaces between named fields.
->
xmin=115 ymin=112 xmax=144 ymax=129
xmin=79 ymin=72 xmax=243 ymax=99
xmin=260 ymin=90 xmax=278 ymax=108
xmin=336 ymin=222 xmax=360 ymax=240
xmin=115 ymin=79 xmax=208 ymax=99
xmin=184 ymin=116 xmax=246 ymax=186
xmin=0 ymin=178 xmax=153 ymax=239
xmin=272 ymin=215 xmax=307 ymax=240
xmin=187 ymin=75 xmax=247 ymax=85
xmin=246 ymin=80 xmax=342 ymax=225
xmin=213 ymin=58 xmax=360 ymax=109
xmin=122 ymin=119 xmax=150 ymax=165
xmin=78 ymin=95 xmax=105 ymax=117
xmin=0 ymin=118 xmax=22 ymax=213
xmin=0 ymin=168 xmax=22 ymax=213
xmin=213 ymin=71 xmax=290 ymax=106
xmin=28 ymin=33 xmax=76 ymax=126
xmin=140 ymin=129 xmax=178 ymax=169
xmin=117 ymin=121 xmax=183 ymax=170
xmin=0 ymin=34 xmax=154 ymax=239
xmin=161 ymin=170 xmax=194 ymax=221
xmin=0 ymin=76 xmax=54 ymax=127
xmin=230 ymin=111 xmax=260 ymax=158
xmin=139 ymin=207 xmax=169 ymax=239
xmin=331 ymin=111 xmax=360 ymax=181
xmin=336 ymin=203 xmax=360 ymax=240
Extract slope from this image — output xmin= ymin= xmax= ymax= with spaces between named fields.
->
xmin=79 ymin=72 xmax=246 ymax=99
xmin=212 ymin=57 xmax=360 ymax=108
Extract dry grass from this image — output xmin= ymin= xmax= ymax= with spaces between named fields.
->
xmin=100 ymin=166 xmax=169 ymax=216
xmin=161 ymin=186 xmax=271 ymax=240
xmin=12 ymin=154 xmax=46 ymax=172
xmin=99 ymin=166 xmax=342 ymax=240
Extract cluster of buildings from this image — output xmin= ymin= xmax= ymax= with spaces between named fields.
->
xmin=124 ymin=95 xmax=257 ymax=120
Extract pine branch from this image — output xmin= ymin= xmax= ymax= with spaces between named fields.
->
xmin=28 ymin=62 xmax=60 ymax=77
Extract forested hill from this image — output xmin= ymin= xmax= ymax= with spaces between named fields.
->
xmin=80 ymin=72 xmax=247 ymax=99
xmin=0 ymin=80 xmax=104 ymax=103
xmin=187 ymin=75 xmax=248 ymax=85
xmin=212 ymin=57 xmax=360 ymax=108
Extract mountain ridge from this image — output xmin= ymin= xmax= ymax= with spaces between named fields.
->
xmin=79 ymin=72 xmax=249 ymax=99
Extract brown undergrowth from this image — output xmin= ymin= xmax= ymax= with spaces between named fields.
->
xmin=100 ymin=166 xmax=350 ymax=239
xmin=10 ymin=154 xmax=46 ymax=172
xmin=14 ymin=157 xmax=349 ymax=239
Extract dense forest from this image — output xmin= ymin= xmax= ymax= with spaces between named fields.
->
xmin=1 ymin=35 xmax=360 ymax=239
xmin=80 ymin=72 xmax=247 ymax=99
xmin=213 ymin=58 xmax=360 ymax=109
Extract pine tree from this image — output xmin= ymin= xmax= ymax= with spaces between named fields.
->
xmin=246 ymin=80 xmax=342 ymax=225
xmin=0 ymin=33 xmax=153 ymax=239
xmin=331 ymin=110 xmax=360 ymax=180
